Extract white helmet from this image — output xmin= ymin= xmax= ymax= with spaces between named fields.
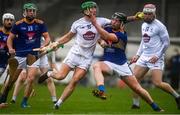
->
xmin=143 ymin=4 xmax=156 ymax=14
xmin=2 ymin=13 xmax=15 ymax=23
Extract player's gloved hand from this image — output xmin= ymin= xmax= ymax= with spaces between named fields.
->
xmin=135 ymin=12 xmax=144 ymax=20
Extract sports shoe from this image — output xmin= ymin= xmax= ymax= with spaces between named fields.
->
xmin=153 ymin=107 xmax=164 ymax=112
xmin=21 ymin=102 xmax=31 ymax=108
xmin=131 ymin=104 xmax=140 ymax=109
xmin=175 ymin=97 xmax=180 ymax=109
xmin=92 ymin=89 xmax=107 ymax=100
xmin=0 ymin=103 xmax=8 ymax=108
xmin=38 ymin=71 xmax=49 ymax=84
xmin=53 ymin=101 xmax=57 ymax=104
xmin=10 ymin=100 xmax=16 ymax=104
xmin=54 ymin=104 xmax=59 ymax=110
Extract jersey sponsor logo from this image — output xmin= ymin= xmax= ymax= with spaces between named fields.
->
xmin=83 ymin=31 xmax=95 ymax=40
xmin=143 ymin=33 xmax=150 ymax=43
xmin=21 ymin=27 xmax=26 ymax=30
xmin=27 ymin=32 xmax=35 ymax=40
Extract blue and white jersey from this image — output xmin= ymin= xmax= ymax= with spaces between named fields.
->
xmin=0 ymin=29 xmax=9 ymax=68
xmin=11 ymin=18 xmax=48 ymax=57
xmin=102 ymin=27 xmax=127 ymax=65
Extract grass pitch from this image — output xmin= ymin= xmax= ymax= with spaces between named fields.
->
xmin=0 ymin=84 xmax=180 ymax=114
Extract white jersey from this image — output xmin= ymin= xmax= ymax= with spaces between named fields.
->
xmin=69 ymin=17 xmax=111 ymax=58
xmin=136 ymin=19 xmax=170 ymax=58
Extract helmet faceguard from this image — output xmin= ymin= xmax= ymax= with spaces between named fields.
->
xmin=23 ymin=3 xmax=38 ymax=21
xmin=111 ymin=12 xmax=127 ymax=23
xmin=81 ymin=1 xmax=99 ymax=16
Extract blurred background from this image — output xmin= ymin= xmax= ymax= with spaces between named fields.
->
xmin=0 ymin=0 xmax=179 ymax=90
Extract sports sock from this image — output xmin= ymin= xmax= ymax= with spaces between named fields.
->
xmin=22 ymin=97 xmax=28 ymax=104
xmin=47 ymin=71 xmax=53 ymax=77
xmin=12 ymin=96 xmax=16 ymax=101
xmin=98 ymin=85 xmax=105 ymax=92
xmin=51 ymin=96 xmax=57 ymax=102
xmin=132 ymin=98 xmax=140 ymax=106
xmin=150 ymin=102 xmax=160 ymax=110
xmin=171 ymin=91 xmax=180 ymax=98
xmin=56 ymin=99 xmax=63 ymax=106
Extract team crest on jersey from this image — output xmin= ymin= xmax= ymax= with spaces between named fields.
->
xmin=27 ymin=32 xmax=35 ymax=40
xmin=143 ymin=33 xmax=150 ymax=43
xmin=83 ymin=31 xmax=95 ymax=40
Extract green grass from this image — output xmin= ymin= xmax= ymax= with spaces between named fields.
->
xmin=0 ymin=84 xmax=180 ymax=114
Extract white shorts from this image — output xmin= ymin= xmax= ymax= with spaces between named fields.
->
xmin=104 ymin=61 xmax=133 ymax=78
xmin=63 ymin=52 xmax=93 ymax=71
xmin=38 ymin=55 xmax=49 ymax=68
xmin=15 ymin=55 xmax=49 ymax=69
xmin=136 ymin=55 xmax=164 ymax=70
xmin=0 ymin=68 xmax=5 ymax=76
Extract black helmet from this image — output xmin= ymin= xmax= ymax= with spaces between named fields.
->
xmin=112 ymin=12 xmax=127 ymax=23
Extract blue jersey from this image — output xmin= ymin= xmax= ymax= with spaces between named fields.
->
xmin=102 ymin=27 xmax=127 ymax=65
xmin=0 ymin=29 xmax=9 ymax=68
xmin=11 ymin=18 xmax=48 ymax=57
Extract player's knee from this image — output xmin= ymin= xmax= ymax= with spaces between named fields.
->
xmin=56 ymin=74 xmax=65 ymax=80
xmin=153 ymin=81 xmax=162 ymax=88
xmin=46 ymin=77 xmax=53 ymax=84
xmin=93 ymin=63 xmax=101 ymax=71
xmin=27 ymin=77 xmax=35 ymax=83
xmin=71 ymin=77 xmax=80 ymax=86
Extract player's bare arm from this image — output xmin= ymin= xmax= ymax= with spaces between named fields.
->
xmin=41 ymin=32 xmax=51 ymax=47
xmin=7 ymin=33 xmax=16 ymax=54
xmin=89 ymin=13 xmax=118 ymax=42
xmin=49 ymin=31 xmax=75 ymax=50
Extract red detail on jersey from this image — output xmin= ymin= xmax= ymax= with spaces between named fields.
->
xmin=0 ymin=42 xmax=6 ymax=49
xmin=143 ymin=33 xmax=150 ymax=43
xmin=83 ymin=31 xmax=95 ymax=40
xmin=27 ymin=32 xmax=35 ymax=40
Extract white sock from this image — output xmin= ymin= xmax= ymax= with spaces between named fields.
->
xmin=12 ymin=96 xmax=16 ymax=101
xmin=172 ymin=91 xmax=180 ymax=98
xmin=133 ymin=98 xmax=140 ymax=106
xmin=52 ymin=96 xmax=57 ymax=102
xmin=47 ymin=71 xmax=53 ymax=77
xmin=55 ymin=99 xmax=63 ymax=106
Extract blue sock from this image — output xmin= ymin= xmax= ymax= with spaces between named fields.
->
xmin=98 ymin=85 xmax=105 ymax=92
xmin=22 ymin=97 xmax=28 ymax=104
xmin=150 ymin=102 xmax=160 ymax=110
